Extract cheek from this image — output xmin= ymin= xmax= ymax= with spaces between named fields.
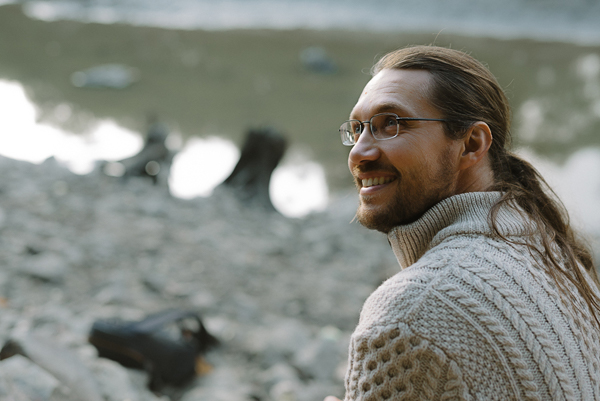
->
xmin=386 ymin=143 xmax=429 ymax=171
xmin=388 ymin=143 xmax=452 ymax=179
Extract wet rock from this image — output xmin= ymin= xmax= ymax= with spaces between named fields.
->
xmin=71 ymin=64 xmax=140 ymax=89
xmin=299 ymin=46 xmax=337 ymax=74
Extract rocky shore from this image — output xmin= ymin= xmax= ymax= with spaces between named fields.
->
xmin=0 ymin=155 xmax=396 ymax=401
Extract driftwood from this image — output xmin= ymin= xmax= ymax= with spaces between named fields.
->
xmin=219 ymin=127 xmax=287 ymax=211
xmin=107 ymin=116 xmax=173 ymax=185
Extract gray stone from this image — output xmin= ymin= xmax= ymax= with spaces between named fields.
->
xmin=0 ymin=206 xmax=6 ymax=230
xmin=292 ymin=330 xmax=345 ymax=382
xmin=180 ymin=387 xmax=250 ymax=401
xmin=299 ymin=46 xmax=337 ymax=75
xmin=91 ymin=358 xmax=165 ymax=401
xmin=242 ymin=317 xmax=312 ymax=366
xmin=181 ymin=363 xmax=255 ymax=401
xmin=270 ymin=379 xmax=303 ymax=401
xmin=1 ymin=334 xmax=103 ymax=401
xmin=71 ymin=64 xmax=140 ymax=89
xmin=0 ymin=154 xmax=411 ymax=401
xmin=295 ymin=381 xmax=345 ymax=401
xmin=20 ymin=252 xmax=69 ymax=283
xmin=0 ymin=355 xmax=72 ymax=401
xmin=259 ymin=362 xmax=300 ymax=390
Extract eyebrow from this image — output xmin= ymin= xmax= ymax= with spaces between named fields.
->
xmin=378 ymin=103 xmax=412 ymax=115
xmin=350 ymin=102 xmax=413 ymax=120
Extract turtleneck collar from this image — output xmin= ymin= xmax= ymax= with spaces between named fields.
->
xmin=387 ymin=192 xmax=532 ymax=269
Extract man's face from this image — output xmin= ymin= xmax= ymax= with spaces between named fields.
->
xmin=348 ymin=68 xmax=463 ymax=233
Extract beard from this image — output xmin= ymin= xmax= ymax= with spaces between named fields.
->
xmin=354 ymin=152 xmax=457 ymax=233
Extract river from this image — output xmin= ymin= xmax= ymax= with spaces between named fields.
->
xmin=0 ymin=0 xmax=599 ymax=227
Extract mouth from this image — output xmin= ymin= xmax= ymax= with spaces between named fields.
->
xmin=361 ymin=176 xmax=395 ymax=188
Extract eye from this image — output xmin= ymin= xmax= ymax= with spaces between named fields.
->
xmin=349 ymin=120 xmax=362 ymax=133
xmin=372 ymin=114 xmax=399 ymax=138
xmin=383 ymin=115 xmax=398 ymax=127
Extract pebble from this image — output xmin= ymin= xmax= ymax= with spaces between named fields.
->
xmin=0 ymin=155 xmax=400 ymax=400
xmin=0 ymin=355 xmax=71 ymax=401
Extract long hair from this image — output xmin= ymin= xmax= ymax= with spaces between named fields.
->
xmin=373 ymin=45 xmax=600 ymax=326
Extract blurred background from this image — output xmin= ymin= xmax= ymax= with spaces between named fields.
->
xmin=1 ymin=0 xmax=600 ymax=225
xmin=2 ymin=1 xmax=600 ymax=400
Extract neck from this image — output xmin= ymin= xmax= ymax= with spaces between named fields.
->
xmin=387 ymin=191 xmax=530 ymax=268
xmin=455 ymin=159 xmax=495 ymax=194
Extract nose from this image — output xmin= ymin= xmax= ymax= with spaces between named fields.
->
xmin=348 ymin=124 xmax=380 ymax=166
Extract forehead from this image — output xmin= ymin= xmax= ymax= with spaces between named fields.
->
xmin=350 ymin=69 xmax=436 ymax=118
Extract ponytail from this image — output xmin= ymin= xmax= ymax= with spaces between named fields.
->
xmin=491 ymin=152 xmax=600 ymax=326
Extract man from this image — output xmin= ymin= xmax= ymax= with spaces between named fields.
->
xmin=325 ymin=46 xmax=600 ymax=400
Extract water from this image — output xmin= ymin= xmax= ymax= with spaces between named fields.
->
xmin=1 ymin=1 xmax=600 ymax=225
xmin=16 ymin=0 xmax=600 ymax=45
xmin=0 ymin=79 xmax=329 ymax=217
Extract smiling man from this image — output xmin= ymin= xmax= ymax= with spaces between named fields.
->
xmin=347 ymin=67 xmax=492 ymax=233
xmin=326 ymin=46 xmax=600 ymax=400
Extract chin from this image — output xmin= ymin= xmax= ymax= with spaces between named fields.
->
xmin=355 ymin=195 xmax=433 ymax=233
xmin=355 ymin=204 xmax=399 ymax=234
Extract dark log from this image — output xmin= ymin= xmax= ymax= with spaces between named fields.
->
xmin=219 ymin=127 xmax=287 ymax=211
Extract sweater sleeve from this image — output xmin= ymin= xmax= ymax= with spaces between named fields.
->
xmin=344 ymin=322 xmax=471 ymax=401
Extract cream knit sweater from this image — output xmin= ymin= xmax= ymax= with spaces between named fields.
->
xmin=344 ymin=192 xmax=600 ymax=401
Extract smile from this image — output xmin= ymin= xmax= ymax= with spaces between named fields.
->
xmin=361 ymin=176 xmax=395 ymax=188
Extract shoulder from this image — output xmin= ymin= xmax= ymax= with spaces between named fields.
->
xmin=358 ymin=233 xmax=507 ymax=331
xmin=346 ymin=321 xmax=472 ymax=401
xmin=349 ymin=236 xmax=536 ymax=399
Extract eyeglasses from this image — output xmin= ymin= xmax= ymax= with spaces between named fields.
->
xmin=339 ymin=112 xmax=448 ymax=146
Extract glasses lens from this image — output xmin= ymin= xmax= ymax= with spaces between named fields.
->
xmin=371 ymin=114 xmax=399 ymax=140
xmin=340 ymin=121 xmax=358 ymax=146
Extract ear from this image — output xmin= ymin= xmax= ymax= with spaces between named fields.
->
xmin=458 ymin=121 xmax=493 ymax=171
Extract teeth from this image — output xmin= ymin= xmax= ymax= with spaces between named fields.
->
xmin=362 ymin=177 xmax=393 ymax=188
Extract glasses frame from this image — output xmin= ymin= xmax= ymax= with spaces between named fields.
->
xmin=339 ymin=112 xmax=448 ymax=146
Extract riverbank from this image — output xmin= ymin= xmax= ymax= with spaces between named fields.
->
xmin=0 ymin=154 xmax=396 ymax=400
xmin=1 ymin=148 xmax=599 ymax=400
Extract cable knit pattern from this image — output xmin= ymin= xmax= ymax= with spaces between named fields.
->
xmin=344 ymin=192 xmax=600 ymax=401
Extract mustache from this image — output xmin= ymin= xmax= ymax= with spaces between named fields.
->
xmin=352 ymin=161 xmax=400 ymax=177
